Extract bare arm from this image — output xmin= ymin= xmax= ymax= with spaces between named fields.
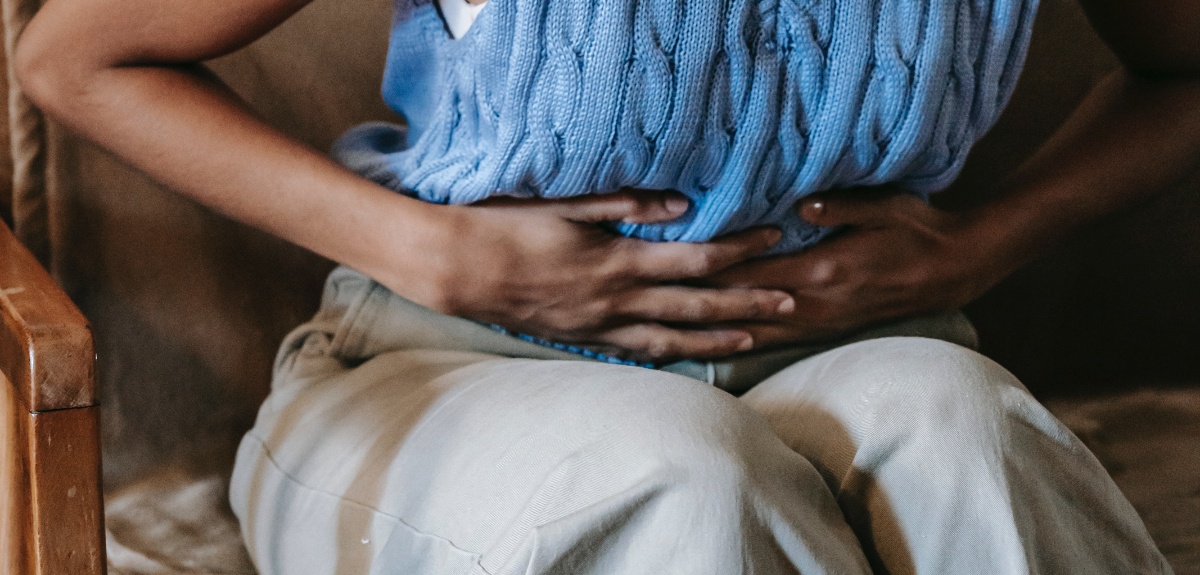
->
xmin=960 ymin=0 xmax=1200 ymax=283
xmin=706 ymin=0 xmax=1200 ymax=346
xmin=15 ymin=0 xmax=794 ymax=361
xmin=15 ymin=0 xmax=454 ymax=302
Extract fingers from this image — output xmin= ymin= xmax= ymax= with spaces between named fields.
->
xmin=551 ymin=189 xmax=691 ymax=224
xmin=724 ymin=320 xmax=845 ymax=350
xmin=616 ymin=285 xmax=794 ymax=322
xmin=798 ymin=191 xmax=925 ymax=228
xmin=703 ymin=249 xmax=839 ymax=291
xmin=599 ymin=323 xmax=755 ymax=361
xmin=628 ymin=226 xmax=783 ymax=280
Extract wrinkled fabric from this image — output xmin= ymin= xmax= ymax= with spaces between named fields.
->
xmin=230 ymin=267 xmax=1173 ymax=575
xmin=336 ymin=0 xmax=1039 ymax=253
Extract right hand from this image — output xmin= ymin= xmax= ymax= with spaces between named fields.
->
xmin=380 ymin=190 xmax=794 ymax=363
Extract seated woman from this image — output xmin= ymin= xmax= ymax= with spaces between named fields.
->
xmin=14 ymin=0 xmax=1197 ymax=572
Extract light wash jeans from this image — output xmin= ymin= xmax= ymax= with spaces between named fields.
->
xmin=230 ymin=266 xmax=1171 ymax=575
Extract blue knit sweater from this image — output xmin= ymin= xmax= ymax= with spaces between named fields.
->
xmin=336 ymin=0 xmax=1039 ymax=255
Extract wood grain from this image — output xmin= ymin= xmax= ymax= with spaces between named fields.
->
xmin=1 ymin=387 xmax=107 ymax=575
xmin=0 ymin=221 xmax=94 ymax=412
xmin=1 ymin=221 xmax=105 ymax=574
xmin=0 ymin=370 xmax=32 ymax=575
xmin=27 ymin=406 xmax=105 ymax=574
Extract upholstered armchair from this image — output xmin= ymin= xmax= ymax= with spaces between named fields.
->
xmin=0 ymin=0 xmax=1197 ymax=573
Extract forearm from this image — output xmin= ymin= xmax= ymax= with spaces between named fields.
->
xmin=16 ymin=31 xmax=449 ymax=302
xmin=961 ymin=68 xmax=1200 ymax=282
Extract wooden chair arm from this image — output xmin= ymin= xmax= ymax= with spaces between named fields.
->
xmin=0 ymin=221 xmax=94 ymax=412
xmin=0 ymin=221 xmax=105 ymax=574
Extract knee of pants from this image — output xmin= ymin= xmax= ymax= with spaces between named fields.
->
xmin=754 ymin=337 xmax=1074 ymax=471
xmin=463 ymin=371 xmax=849 ymax=572
xmin=860 ymin=337 xmax=1011 ymax=416
xmin=490 ymin=365 xmax=795 ymax=501
xmin=604 ymin=390 xmax=787 ymax=498
xmin=462 ymin=373 xmax=863 ymax=575
xmin=824 ymin=338 xmax=1064 ymax=439
xmin=399 ymin=364 xmax=830 ymax=564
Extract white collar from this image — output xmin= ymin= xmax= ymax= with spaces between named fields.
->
xmin=439 ymin=0 xmax=487 ymax=39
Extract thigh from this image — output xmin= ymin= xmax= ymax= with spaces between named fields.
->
xmin=232 ymin=348 xmax=871 ymax=575
xmin=739 ymin=336 xmax=1170 ymax=575
xmin=738 ymin=336 xmax=1023 ymax=484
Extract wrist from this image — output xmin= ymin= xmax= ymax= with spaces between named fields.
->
xmin=945 ymin=203 xmax=1037 ymax=299
xmin=335 ymin=191 xmax=463 ymax=308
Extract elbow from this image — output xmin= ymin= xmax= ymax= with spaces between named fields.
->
xmin=14 ymin=17 xmax=94 ymax=120
xmin=15 ymin=23 xmax=58 ymax=111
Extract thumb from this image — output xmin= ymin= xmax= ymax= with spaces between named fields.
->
xmin=554 ymin=189 xmax=691 ymax=224
xmin=798 ymin=193 xmax=903 ymax=228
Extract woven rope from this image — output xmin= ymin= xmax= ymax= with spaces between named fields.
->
xmin=1 ymin=0 xmax=48 ymax=265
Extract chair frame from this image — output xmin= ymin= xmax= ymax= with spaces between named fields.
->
xmin=0 ymin=220 xmax=105 ymax=574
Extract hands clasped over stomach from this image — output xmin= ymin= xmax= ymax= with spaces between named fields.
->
xmin=410 ymin=188 xmax=985 ymax=364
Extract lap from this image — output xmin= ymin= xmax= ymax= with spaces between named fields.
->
xmin=234 ymin=347 xmax=865 ymax=575
xmin=230 ymin=268 xmax=1168 ymax=575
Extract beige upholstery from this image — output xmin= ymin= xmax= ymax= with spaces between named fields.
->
xmin=0 ymin=0 xmax=1196 ymax=572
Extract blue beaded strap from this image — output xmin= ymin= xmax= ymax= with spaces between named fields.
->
xmin=487 ymin=323 xmax=658 ymax=369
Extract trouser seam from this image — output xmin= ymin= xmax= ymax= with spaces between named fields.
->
xmin=244 ymin=432 xmax=484 ymax=561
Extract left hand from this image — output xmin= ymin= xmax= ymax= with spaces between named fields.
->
xmin=701 ymin=189 xmax=1005 ymax=348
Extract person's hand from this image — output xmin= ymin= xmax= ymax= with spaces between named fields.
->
xmin=381 ymin=190 xmax=796 ymax=363
xmin=701 ymin=189 xmax=1005 ymax=348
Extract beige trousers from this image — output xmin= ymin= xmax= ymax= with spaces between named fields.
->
xmin=230 ymin=266 xmax=1171 ymax=574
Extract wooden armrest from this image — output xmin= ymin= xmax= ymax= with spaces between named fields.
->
xmin=0 ymin=221 xmax=105 ymax=574
xmin=0 ymin=221 xmax=94 ymax=412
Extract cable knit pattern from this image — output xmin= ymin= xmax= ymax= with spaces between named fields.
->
xmin=336 ymin=0 xmax=1039 ymax=254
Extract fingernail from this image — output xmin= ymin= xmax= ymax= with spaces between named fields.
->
xmin=775 ymin=294 xmax=795 ymax=314
xmin=665 ymin=196 xmax=690 ymax=215
xmin=765 ymin=228 xmax=783 ymax=245
xmin=809 ymin=260 xmax=836 ymax=284
xmin=737 ymin=334 xmax=754 ymax=351
xmin=801 ymin=200 xmax=825 ymax=219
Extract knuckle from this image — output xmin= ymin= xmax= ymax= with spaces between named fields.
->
xmin=549 ymin=311 xmax=588 ymax=333
xmin=560 ymin=297 xmax=617 ymax=332
xmin=684 ymin=250 xmax=715 ymax=276
xmin=760 ymin=228 xmax=783 ymax=247
xmin=597 ymin=246 xmax=636 ymax=280
xmin=643 ymin=335 xmax=676 ymax=359
xmin=684 ymin=297 xmax=716 ymax=320
xmin=801 ymin=300 xmax=837 ymax=323
xmin=542 ymin=313 xmax=573 ymax=332
xmin=899 ymin=263 xmax=934 ymax=289
xmin=590 ymin=297 xmax=619 ymax=322
xmin=806 ymin=259 xmax=838 ymax=286
xmin=752 ymin=294 xmax=779 ymax=316
xmin=615 ymin=196 xmax=641 ymax=215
